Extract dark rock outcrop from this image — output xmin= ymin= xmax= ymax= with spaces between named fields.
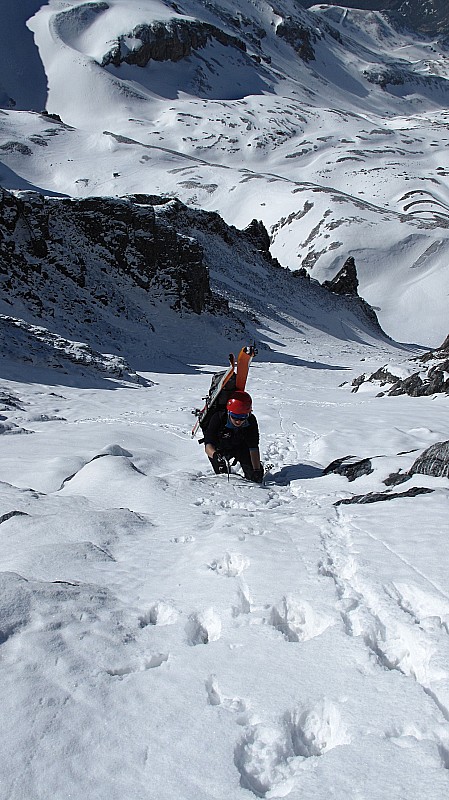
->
xmin=325 ymin=437 xmax=449 ymax=506
xmin=363 ymin=66 xmax=406 ymax=90
xmin=0 ymin=189 xmax=213 ymax=318
xmin=363 ymin=64 xmax=449 ymax=96
xmin=352 ymin=338 xmax=449 ymax=397
xmin=243 ymin=219 xmax=271 ymax=254
xmin=382 ymin=440 xmax=449 ymax=486
xmin=383 ymin=470 xmax=411 ymax=486
xmin=298 ymin=0 xmax=449 ymax=37
xmin=101 ymin=19 xmax=246 ymax=68
xmin=322 ymin=256 xmax=384 ymax=334
xmin=335 ymin=486 xmax=434 ymax=505
xmin=275 ymin=18 xmax=317 ymax=62
xmin=323 ymin=256 xmax=359 ymax=297
xmin=409 ymin=441 xmax=449 ymax=479
xmin=323 ymin=455 xmax=373 ymax=481
xmin=438 ymin=333 xmax=449 ymax=351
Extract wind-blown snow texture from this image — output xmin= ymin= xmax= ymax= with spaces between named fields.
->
xmin=1 ymin=3 xmax=449 ymax=799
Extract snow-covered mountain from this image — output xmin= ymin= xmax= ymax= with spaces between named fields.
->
xmin=298 ymin=1 xmax=449 ymax=36
xmin=2 ymin=0 xmax=449 ymax=344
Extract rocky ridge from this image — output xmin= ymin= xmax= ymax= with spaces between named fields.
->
xmin=99 ymin=5 xmax=335 ymax=71
xmin=352 ymin=336 xmax=449 ymax=396
xmin=101 ymin=19 xmax=247 ymax=69
xmin=0 ymin=188 xmax=218 ymax=339
xmin=324 ymin=439 xmax=449 ymax=505
xmin=0 ymin=189 xmax=385 ymax=372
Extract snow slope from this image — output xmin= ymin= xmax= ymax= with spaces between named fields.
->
xmin=1 ymin=313 xmax=449 ymax=799
xmin=1 ymin=1 xmax=449 ymax=343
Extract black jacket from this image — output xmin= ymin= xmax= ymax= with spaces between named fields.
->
xmin=204 ymin=412 xmax=259 ymax=454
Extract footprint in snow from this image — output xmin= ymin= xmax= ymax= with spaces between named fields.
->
xmin=386 ymin=582 xmax=449 ymax=636
xmin=269 ymin=595 xmax=334 ymax=642
xmin=209 ymin=552 xmax=250 ymax=577
xmin=186 ymin=608 xmax=221 ymax=645
xmin=234 ymin=699 xmax=350 ymax=797
xmin=107 ymin=652 xmax=169 ymax=677
xmin=206 ymin=675 xmax=249 ymax=722
xmin=385 ymin=722 xmax=449 ymax=770
xmin=139 ymin=601 xmax=178 ymax=628
xmin=232 ymin=581 xmax=253 ymax=617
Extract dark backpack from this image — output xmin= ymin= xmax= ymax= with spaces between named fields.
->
xmin=199 ymin=370 xmax=237 ymax=436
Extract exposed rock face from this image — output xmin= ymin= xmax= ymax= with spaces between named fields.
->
xmin=439 ymin=333 xmax=449 ymax=350
xmin=243 ymin=219 xmax=271 ymax=255
xmin=364 ymin=66 xmax=406 ymax=90
xmin=322 ymin=256 xmax=383 ymax=334
xmin=335 ymin=486 xmax=434 ymax=505
xmin=352 ymin=338 xmax=449 ymax=397
xmin=409 ymin=441 xmax=449 ymax=479
xmin=329 ymin=439 xmax=449 ymax=502
xmin=363 ymin=65 xmax=449 ymax=96
xmin=0 ymin=189 xmax=213 ymax=319
xmin=0 ymin=188 xmax=387 ymax=374
xmin=323 ymin=455 xmax=373 ymax=481
xmin=323 ymin=256 xmax=359 ymax=297
xmin=275 ymin=18 xmax=317 ymax=62
xmin=101 ymin=19 xmax=246 ymax=68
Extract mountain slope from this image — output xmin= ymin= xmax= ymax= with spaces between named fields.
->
xmin=1 ymin=250 xmax=449 ymax=800
xmin=0 ymin=187 xmax=388 ymax=377
xmin=2 ymin=1 xmax=449 ymax=344
xmin=302 ymin=1 xmax=449 ymax=36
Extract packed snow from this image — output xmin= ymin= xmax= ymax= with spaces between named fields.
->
xmin=1 ymin=317 xmax=449 ymax=799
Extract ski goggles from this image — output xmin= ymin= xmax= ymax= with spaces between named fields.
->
xmin=228 ymin=412 xmax=249 ymax=421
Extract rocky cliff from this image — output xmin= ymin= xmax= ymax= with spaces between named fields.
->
xmin=0 ymin=188 xmax=217 ymax=320
xmin=0 ymin=189 xmax=386 ymax=374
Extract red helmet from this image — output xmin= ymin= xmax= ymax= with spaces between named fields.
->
xmin=227 ymin=391 xmax=252 ymax=415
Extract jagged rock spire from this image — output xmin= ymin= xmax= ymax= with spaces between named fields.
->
xmin=323 ymin=256 xmax=359 ymax=296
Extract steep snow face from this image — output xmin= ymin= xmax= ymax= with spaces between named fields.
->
xmin=2 ymin=0 xmax=449 ymax=344
xmin=1 ymin=312 xmax=449 ymax=800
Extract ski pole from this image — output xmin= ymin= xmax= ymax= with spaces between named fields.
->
xmin=225 ymin=457 xmax=231 ymax=482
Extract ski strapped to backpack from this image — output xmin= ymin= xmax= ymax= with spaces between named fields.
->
xmin=191 ymin=345 xmax=257 ymax=440
xmin=191 ymin=353 xmax=236 ymax=439
xmin=236 ymin=344 xmax=257 ymax=390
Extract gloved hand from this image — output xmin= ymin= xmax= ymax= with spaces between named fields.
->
xmin=246 ymin=467 xmax=264 ymax=483
xmin=212 ymin=450 xmax=228 ymax=474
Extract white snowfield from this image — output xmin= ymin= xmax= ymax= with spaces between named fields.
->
xmin=1 ymin=317 xmax=449 ymax=799
xmin=1 ymin=0 xmax=449 ymax=343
